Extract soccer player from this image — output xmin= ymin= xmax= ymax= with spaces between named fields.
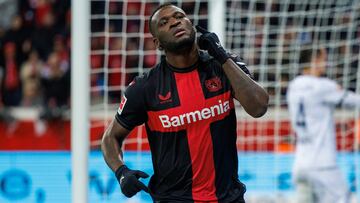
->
xmin=101 ymin=3 xmax=269 ymax=202
xmin=287 ymin=47 xmax=360 ymax=203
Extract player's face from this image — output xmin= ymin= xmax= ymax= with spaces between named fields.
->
xmin=151 ymin=6 xmax=196 ymax=53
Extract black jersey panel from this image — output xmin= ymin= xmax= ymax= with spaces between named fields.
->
xmin=146 ymin=126 xmax=194 ymax=202
xmin=145 ymin=63 xmax=181 ymax=111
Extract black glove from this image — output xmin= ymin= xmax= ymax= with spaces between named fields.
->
xmin=115 ymin=165 xmax=150 ymax=198
xmin=196 ymin=25 xmax=230 ymax=65
xmin=229 ymin=53 xmax=252 ymax=78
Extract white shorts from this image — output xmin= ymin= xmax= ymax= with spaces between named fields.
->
xmin=293 ymin=167 xmax=349 ymax=203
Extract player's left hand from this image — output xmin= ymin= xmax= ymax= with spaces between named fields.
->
xmin=196 ymin=25 xmax=230 ymax=65
xmin=115 ymin=165 xmax=150 ymax=198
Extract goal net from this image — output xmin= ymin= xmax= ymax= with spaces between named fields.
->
xmin=225 ymin=0 xmax=360 ymax=201
xmin=89 ymin=0 xmax=360 ymax=202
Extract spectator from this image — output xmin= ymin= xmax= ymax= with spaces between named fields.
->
xmin=3 ymin=15 xmax=31 ymax=64
xmin=0 ymin=64 xmax=16 ymax=133
xmin=32 ymin=11 xmax=57 ymax=60
xmin=40 ymin=52 xmax=70 ymax=120
xmin=1 ymin=42 xmax=21 ymax=106
xmin=34 ymin=0 xmax=52 ymax=27
xmin=53 ymin=35 xmax=69 ymax=68
xmin=20 ymin=50 xmax=43 ymax=106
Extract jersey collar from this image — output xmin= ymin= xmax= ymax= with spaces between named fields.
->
xmin=165 ymin=60 xmax=199 ymax=73
xmin=163 ymin=51 xmax=211 ymax=73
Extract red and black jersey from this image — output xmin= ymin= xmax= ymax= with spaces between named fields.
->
xmin=115 ymin=52 xmax=247 ymax=203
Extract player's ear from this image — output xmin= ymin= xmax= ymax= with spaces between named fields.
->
xmin=153 ymin=38 xmax=163 ymax=51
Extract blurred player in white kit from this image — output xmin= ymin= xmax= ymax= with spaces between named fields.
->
xmin=287 ymin=47 xmax=360 ymax=203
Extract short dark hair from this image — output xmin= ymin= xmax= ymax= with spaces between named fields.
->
xmin=299 ymin=47 xmax=321 ymax=64
xmin=299 ymin=48 xmax=313 ymax=64
xmin=148 ymin=3 xmax=175 ymax=36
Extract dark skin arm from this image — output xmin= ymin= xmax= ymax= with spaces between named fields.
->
xmin=101 ymin=119 xmax=130 ymax=172
xmin=102 ymin=119 xmax=150 ymax=197
xmin=222 ymin=59 xmax=269 ymax=118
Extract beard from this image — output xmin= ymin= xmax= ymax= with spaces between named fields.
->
xmin=159 ymin=28 xmax=196 ymax=53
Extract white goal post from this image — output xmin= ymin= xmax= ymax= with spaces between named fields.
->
xmin=71 ymin=0 xmax=90 ymax=203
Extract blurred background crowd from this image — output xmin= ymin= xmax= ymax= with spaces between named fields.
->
xmin=0 ymin=0 xmax=209 ymax=143
xmin=0 ymin=0 xmax=359 ymax=126
xmin=0 ymin=0 xmax=70 ymax=123
xmin=0 ymin=0 xmax=207 ymax=119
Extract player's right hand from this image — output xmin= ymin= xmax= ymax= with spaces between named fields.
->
xmin=196 ymin=25 xmax=230 ymax=65
xmin=115 ymin=165 xmax=150 ymax=197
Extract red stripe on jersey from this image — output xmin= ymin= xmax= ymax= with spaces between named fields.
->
xmin=175 ymin=70 xmax=217 ymax=201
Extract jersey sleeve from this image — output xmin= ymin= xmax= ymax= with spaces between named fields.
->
xmin=115 ymin=77 xmax=147 ymax=130
xmin=340 ymin=91 xmax=360 ymax=108
xmin=321 ymin=79 xmax=360 ymax=108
